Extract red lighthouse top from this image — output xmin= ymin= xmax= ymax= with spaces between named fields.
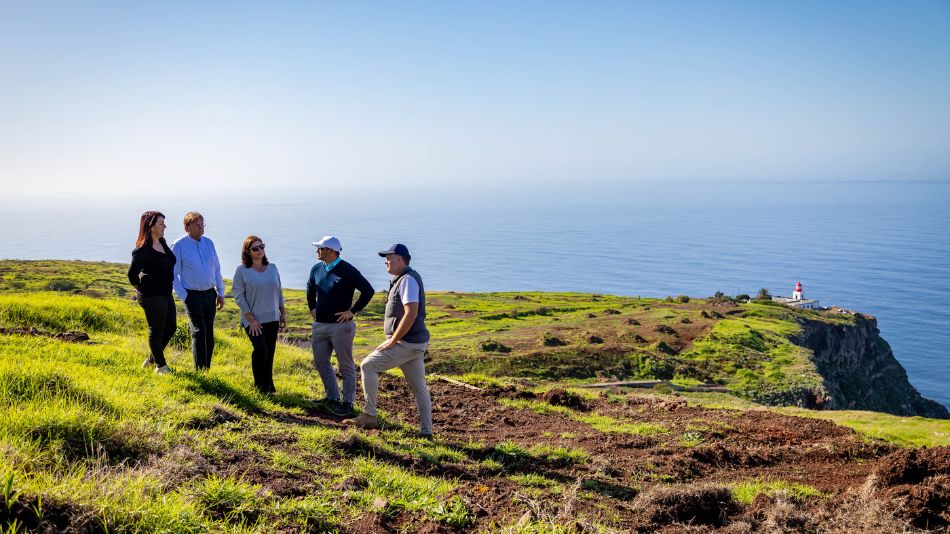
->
xmin=795 ymin=281 xmax=803 ymax=291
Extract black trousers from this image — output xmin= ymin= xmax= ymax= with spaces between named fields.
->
xmin=244 ymin=321 xmax=278 ymax=393
xmin=184 ymin=289 xmax=217 ymax=370
xmin=139 ymin=295 xmax=176 ymax=368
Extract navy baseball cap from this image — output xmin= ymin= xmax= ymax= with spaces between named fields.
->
xmin=378 ymin=243 xmax=411 ymax=261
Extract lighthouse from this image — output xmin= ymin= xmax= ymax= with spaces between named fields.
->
xmin=792 ymin=281 xmax=803 ymax=301
xmin=773 ymin=281 xmax=820 ymax=309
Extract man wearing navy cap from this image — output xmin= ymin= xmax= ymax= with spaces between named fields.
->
xmin=345 ymin=243 xmax=432 ymax=437
xmin=306 ymin=236 xmax=374 ymax=417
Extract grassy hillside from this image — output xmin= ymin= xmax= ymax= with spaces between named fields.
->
xmin=1 ymin=260 xmax=948 ymax=532
xmin=0 ymin=260 xmax=854 ymax=402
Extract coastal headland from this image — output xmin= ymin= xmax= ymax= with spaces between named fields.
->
xmin=1 ymin=260 xmax=948 ymax=531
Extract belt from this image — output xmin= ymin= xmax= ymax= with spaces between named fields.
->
xmin=186 ymin=288 xmax=217 ymax=293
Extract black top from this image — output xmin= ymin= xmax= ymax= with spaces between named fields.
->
xmin=128 ymin=239 xmax=176 ymax=297
xmin=306 ymin=259 xmax=375 ymax=323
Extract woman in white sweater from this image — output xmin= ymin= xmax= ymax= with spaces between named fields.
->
xmin=232 ymin=235 xmax=286 ymax=394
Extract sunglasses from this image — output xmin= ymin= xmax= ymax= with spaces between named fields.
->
xmin=250 ymin=244 xmax=265 ymax=252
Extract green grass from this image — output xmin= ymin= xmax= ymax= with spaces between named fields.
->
xmin=0 ymin=293 xmax=140 ymax=334
xmin=679 ymin=308 xmax=827 ymax=403
xmin=347 ymin=458 xmax=473 ymax=527
xmin=499 ymin=399 xmax=669 ymax=436
xmin=732 ymin=480 xmax=824 ymax=505
xmin=192 ymin=475 xmax=267 ymax=523
xmin=2 ymin=259 xmax=948 ymax=531
xmin=527 ymin=444 xmax=590 ymax=466
xmin=508 ymin=473 xmax=561 ymax=489
xmin=774 ymin=407 xmax=950 ymax=447
xmin=679 ymin=431 xmax=705 ymax=447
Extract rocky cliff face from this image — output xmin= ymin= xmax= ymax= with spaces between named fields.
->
xmin=792 ymin=314 xmax=949 ymax=419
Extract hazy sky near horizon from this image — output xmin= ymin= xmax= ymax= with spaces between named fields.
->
xmin=1 ymin=1 xmax=949 ymax=200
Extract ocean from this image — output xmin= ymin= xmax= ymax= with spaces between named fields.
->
xmin=2 ymin=179 xmax=948 ymax=409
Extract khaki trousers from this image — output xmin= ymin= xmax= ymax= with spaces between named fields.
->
xmin=360 ymin=340 xmax=431 ymax=435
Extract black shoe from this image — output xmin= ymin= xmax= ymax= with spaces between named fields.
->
xmin=332 ymin=402 xmax=354 ymax=417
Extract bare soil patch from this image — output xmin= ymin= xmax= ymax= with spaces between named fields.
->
xmin=357 ymin=376 xmax=946 ymax=530
xmin=875 ymin=447 xmax=950 ymax=528
xmin=0 ymin=326 xmax=90 ymax=343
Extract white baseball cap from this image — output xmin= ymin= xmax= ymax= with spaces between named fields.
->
xmin=311 ymin=236 xmax=342 ymax=252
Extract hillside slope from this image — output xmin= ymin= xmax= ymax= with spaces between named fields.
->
xmin=1 ymin=260 xmax=948 ymax=532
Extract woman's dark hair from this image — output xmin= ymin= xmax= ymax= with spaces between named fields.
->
xmin=241 ymin=235 xmax=269 ymax=268
xmin=136 ymin=211 xmax=165 ymax=249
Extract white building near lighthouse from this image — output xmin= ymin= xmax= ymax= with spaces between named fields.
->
xmin=773 ymin=281 xmax=821 ymax=309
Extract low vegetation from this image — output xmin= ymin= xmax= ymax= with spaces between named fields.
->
xmin=0 ymin=260 xmax=947 ymax=531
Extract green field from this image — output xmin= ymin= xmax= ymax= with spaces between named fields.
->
xmin=0 ymin=260 xmax=946 ymax=532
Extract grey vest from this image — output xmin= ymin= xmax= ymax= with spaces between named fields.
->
xmin=384 ymin=267 xmax=429 ymax=344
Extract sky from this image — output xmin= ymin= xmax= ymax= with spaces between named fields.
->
xmin=1 ymin=1 xmax=949 ymax=201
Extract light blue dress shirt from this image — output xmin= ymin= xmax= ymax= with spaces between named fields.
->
xmin=324 ymin=257 xmax=342 ymax=272
xmin=171 ymin=235 xmax=225 ymax=301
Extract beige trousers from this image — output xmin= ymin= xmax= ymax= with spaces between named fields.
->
xmin=360 ymin=340 xmax=431 ymax=435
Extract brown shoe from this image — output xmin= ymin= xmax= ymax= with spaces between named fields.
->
xmin=343 ymin=413 xmax=379 ymax=429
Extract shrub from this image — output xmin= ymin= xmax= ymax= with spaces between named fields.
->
xmin=675 ymin=295 xmax=689 ymax=303
xmin=47 ymin=280 xmax=78 ymax=291
xmin=480 ymin=340 xmax=511 ymax=353
xmin=171 ymin=322 xmax=191 ymax=351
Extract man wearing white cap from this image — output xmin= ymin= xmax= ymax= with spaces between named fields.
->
xmin=306 ymin=236 xmax=375 ymax=417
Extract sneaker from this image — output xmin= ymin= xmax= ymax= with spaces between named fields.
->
xmin=332 ymin=402 xmax=354 ymax=418
xmin=418 ymin=433 xmax=434 ymax=440
xmin=155 ymin=365 xmax=172 ymax=375
xmin=141 ymin=356 xmax=154 ymax=368
xmin=342 ymin=413 xmax=379 ymax=429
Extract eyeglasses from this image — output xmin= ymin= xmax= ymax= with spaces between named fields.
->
xmin=250 ymin=244 xmax=265 ymax=252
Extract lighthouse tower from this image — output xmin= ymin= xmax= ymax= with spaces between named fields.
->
xmin=792 ymin=281 xmax=803 ymax=301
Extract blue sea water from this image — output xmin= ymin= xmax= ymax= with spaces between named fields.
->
xmin=2 ymin=180 xmax=948 ymax=409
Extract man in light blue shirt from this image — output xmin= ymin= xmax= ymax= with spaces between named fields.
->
xmin=172 ymin=211 xmax=225 ymax=370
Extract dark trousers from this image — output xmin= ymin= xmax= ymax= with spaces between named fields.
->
xmin=244 ymin=321 xmax=278 ymax=393
xmin=184 ymin=289 xmax=217 ymax=370
xmin=139 ymin=295 xmax=176 ymax=368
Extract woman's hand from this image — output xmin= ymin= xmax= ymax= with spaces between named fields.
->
xmin=248 ymin=318 xmax=262 ymax=336
xmin=279 ymin=312 xmax=287 ymax=329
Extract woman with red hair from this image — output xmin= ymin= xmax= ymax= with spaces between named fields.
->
xmin=127 ymin=211 xmax=177 ymax=374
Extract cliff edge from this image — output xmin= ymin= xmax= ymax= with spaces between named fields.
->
xmin=793 ymin=314 xmax=949 ymax=419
